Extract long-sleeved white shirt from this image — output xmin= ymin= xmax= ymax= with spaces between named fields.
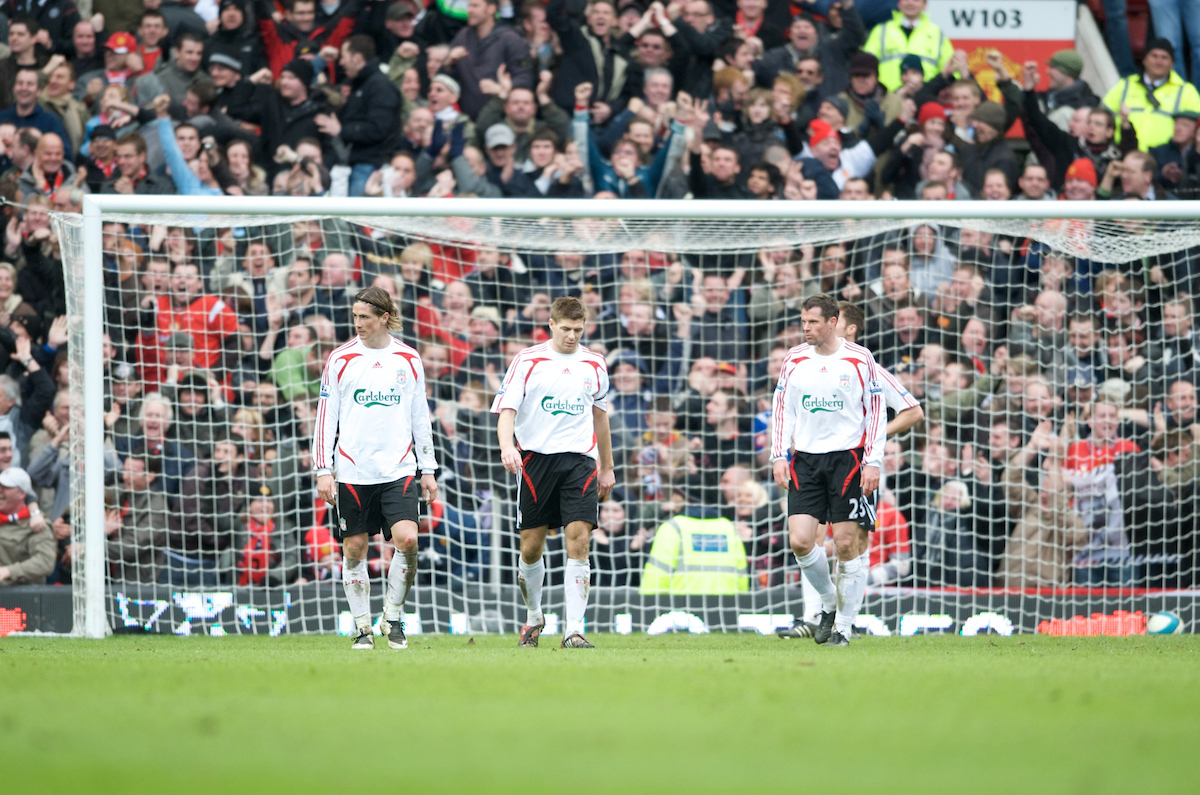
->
xmin=770 ymin=339 xmax=886 ymax=467
xmin=313 ymin=336 xmax=438 ymax=484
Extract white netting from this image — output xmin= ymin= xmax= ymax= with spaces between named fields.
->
xmin=49 ymin=203 xmax=1199 ymax=637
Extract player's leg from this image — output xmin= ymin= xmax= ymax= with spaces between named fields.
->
xmin=789 ymin=513 xmax=836 ymax=641
xmin=382 ymin=520 xmax=418 ymax=650
xmin=778 ymin=521 xmax=823 ymax=639
xmin=827 ymin=450 xmax=874 ymax=646
xmin=337 ymin=483 xmax=375 ymax=649
xmin=850 ymin=527 xmax=871 ymax=639
xmin=829 ymin=521 xmax=866 ymax=646
xmin=788 ymin=454 xmax=837 ymax=640
xmin=561 ymin=520 xmax=594 ymax=647
xmin=516 ymin=452 xmax=558 ymax=647
xmin=559 ymin=455 xmax=599 ymax=648
xmin=379 ymin=477 xmax=422 ymax=649
xmin=518 ymin=526 xmax=549 ymax=645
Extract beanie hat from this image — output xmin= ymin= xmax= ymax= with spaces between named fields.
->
xmin=1146 ymin=37 xmax=1176 ymax=61
xmin=791 ymin=11 xmax=817 ymax=30
xmin=900 ymin=53 xmax=924 ymax=75
xmin=1065 ymin=158 xmax=1098 ymax=188
xmin=282 ymin=58 xmax=314 ymax=86
xmin=970 ymin=100 xmax=1006 ymax=131
xmin=918 ymin=101 xmax=946 ymax=126
xmin=1048 ymin=49 xmax=1083 ymax=79
xmin=822 ymin=95 xmax=849 ymax=122
xmin=807 ymin=118 xmax=839 ymax=149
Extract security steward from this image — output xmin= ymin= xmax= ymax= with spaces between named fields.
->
xmin=640 ymin=492 xmax=749 ymax=595
xmin=1103 ymin=38 xmax=1200 ymax=150
xmin=862 ymin=0 xmax=954 ymax=92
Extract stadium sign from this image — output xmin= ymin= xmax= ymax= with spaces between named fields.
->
xmin=927 ymin=0 xmax=1078 ymax=137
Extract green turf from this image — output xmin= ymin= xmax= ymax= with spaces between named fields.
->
xmin=2 ymin=633 xmax=1197 ymax=794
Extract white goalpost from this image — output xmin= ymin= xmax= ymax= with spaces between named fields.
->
xmin=43 ymin=195 xmax=1200 ymax=639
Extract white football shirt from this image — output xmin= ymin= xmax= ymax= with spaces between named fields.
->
xmin=770 ymin=339 xmax=886 ymax=467
xmin=313 ymin=336 xmax=438 ymax=485
xmin=879 ymin=366 xmax=920 ymax=414
xmin=490 ymin=342 xmax=609 ymax=458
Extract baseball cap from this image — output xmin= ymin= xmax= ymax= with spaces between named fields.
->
xmin=1065 ymin=366 xmax=1095 ymax=389
xmin=0 ymin=467 xmax=32 ymax=494
xmin=609 ymin=349 xmax=648 ymax=374
xmin=387 ymin=0 xmax=418 ymax=20
xmin=92 ymin=124 xmax=116 ymax=141
xmin=209 ymin=53 xmax=243 ymax=73
xmin=484 ymin=124 xmax=516 ymax=149
xmin=469 ymin=305 xmax=502 ymax=326
xmin=432 ymin=74 xmax=461 ymax=97
xmin=849 ymin=52 xmax=879 ymax=77
xmin=106 ymin=32 xmax=137 ymax=54
xmin=112 ymin=361 xmax=138 ymax=382
xmin=165 ymin=331 xmax=194 ymax=350
xmin=715 ymin=361 xmax=737 ymax=375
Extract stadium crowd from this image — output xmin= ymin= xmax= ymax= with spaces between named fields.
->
xmin=1 ymin=0 xmax=1199 ymax=593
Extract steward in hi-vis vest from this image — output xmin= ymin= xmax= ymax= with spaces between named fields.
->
xmin=862 ymin=0 xmax=953 ymax=92
xmin=641 ymin=514 xmax=749 ymax=595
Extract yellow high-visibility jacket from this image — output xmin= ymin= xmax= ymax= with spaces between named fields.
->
xmin=1103 ymin=70 xmax=1200 ymax=150
xmin=640 ymin=515 xmax=749 ymax=595
xmin=863 ymin=11 xmax=954 ymax=92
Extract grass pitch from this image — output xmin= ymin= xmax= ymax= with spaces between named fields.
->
xmin=2 ymin=633 xmax=1197 ymax=794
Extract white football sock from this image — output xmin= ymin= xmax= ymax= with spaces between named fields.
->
xmin=563 ymin=558 xmax=590 ymax=636
xmin=835 ymin=555 xmax=866 ymax=637
xmin=383 ymin=547 xmax=417 ymax=622
xmin=796 ymin=546 xmax=836 ymax=612
xmin=518 ymin=557 xmax=546 ymax=625
xmin=800 ymin=563 xmax=822 ymax=623
xmin=342 ymin=557 xmax=371 ymax=630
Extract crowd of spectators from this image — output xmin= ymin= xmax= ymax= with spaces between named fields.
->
xmin=1 ymin=0 xmax=1200 ymax=592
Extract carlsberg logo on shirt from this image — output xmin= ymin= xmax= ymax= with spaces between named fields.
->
xmin=353 ymin=388 xmax=402 ymax=408
xmin=541 ymin=396 xmax=586 ymax=416
xmin=801 ymin=394 xmax=844 ymax=413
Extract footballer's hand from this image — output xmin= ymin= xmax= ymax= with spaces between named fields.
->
xmin=420 ymin=473 xmax=438 ymax=503
xmin=501 ymin=446 xmax=523 ymax=474
xmin=597 ymin=467 xmax=615 ymax=501
xmin=316 ymin=474 xmax=337 ymax=505
xmin=773 ymin=459 xmax=790 ymax=491
xmin=861 ymin=465 xmax=880 ymax=497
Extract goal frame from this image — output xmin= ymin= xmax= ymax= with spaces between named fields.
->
xmin=74 ymin=195 xmax=1200 ymax=638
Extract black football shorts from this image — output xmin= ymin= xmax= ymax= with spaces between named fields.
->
xmin=335 ymin=477 xmax=422 ymax=539
xmin=517 ymin=451 xmax=599 ymax=531
xmin=787 ymin=448 xmax=876 ymax=529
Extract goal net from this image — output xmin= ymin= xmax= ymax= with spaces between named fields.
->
xmin=48 ymin=197 xmax=1198 ymax=638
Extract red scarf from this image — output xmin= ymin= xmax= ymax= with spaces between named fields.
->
xmin=0 ymin=505 xmax=30 ymax=526
xmin=735 ymin=11 xmax=762 ymax=38
xmin=238 ymin=517 xmax=276 ymax=585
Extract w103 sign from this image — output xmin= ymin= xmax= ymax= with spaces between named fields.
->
xmin=927 ymin=0 xmax=1077 ymax=135
xmin=927 ymin=0 xmax=1077 ymax=40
